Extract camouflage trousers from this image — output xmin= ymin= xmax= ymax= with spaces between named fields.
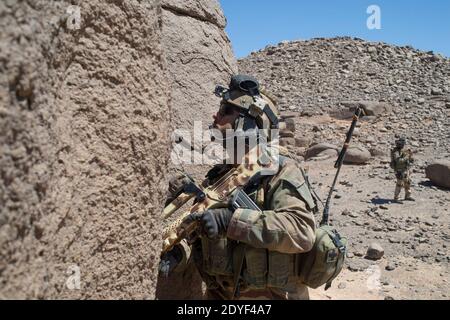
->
xmin=394 ymin=171 xmax=412 ymax=200
xmin=206 ymin=281 xmax=310 ymax=300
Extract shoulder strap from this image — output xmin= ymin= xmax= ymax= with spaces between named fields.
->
xmin=278 ymin=155 xmax=321 ymax=213
xmin=285 ymin=179 xmax=317 ymax=212
xmin=231 ymin=243 xmax=246 ymax=299
xmin=300 ymin=168 xmax=321 ymax=214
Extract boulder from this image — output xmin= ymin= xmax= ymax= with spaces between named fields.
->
xmin=314 ymin=149 xmax=339 ymax=160
xmin=370 ymin=147 xmax=388 ymax=158
xmin=295 ymin=147 xmax=307 ymax=157
xmin=360 ymin=116 xmax=378 ymax=122
xmin=426 ymin=160 xmax=450 ymax=189
xmin=161 ymin=0 xmax=238 ymax=130
xmin=295 ymin=137 xmax=312 ymax=148
xmin=0 ymin=0 xmax=171 ymax=299
xmin=280 ymin=112 xmax=297 ymax=120
xmin=305 ymin=143 xmax=339 ymax=159
xmin=280 ymin=130 xmax=295 ymax=138
xmin=366 ymin=243 xmax=384 ymax=260
xmin=158 ymin=0 xmax=236 ymax=299
xmin=343 ymin=146 xmax=371 ymax=164
xmin=342 ymin=101 xmax=392 ymax=117
xmin=280 ymin=137 xmax=296 ymax=147
xmin=284 ymin=118 xmax=296 ymax=132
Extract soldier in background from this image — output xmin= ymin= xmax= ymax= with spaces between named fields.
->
xmin=159 ymin=75 xmax=317 ymax=300
xmin=390 ymin=137 xmax=414 ymax=202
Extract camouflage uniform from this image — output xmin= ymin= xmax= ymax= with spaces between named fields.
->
xmin=390 ymin=147 xmax=414 ymax=200
xmin=163 ymin=75 xmax=316 ymax=300
xmin=172 ymin=156 xmax=316 ymax=300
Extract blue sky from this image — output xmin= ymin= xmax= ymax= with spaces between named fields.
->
xmin=220 ymin=0 xmax=450 ymax=58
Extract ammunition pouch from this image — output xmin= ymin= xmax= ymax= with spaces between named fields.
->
xmin=395 ymin=171 xmax=406 ymax=180
xmin=199 ymin=238 xmax=296 ymax=293
xmin=242 ymin=247 xmax=295 ymax=291
xmin=201 ymin=237 xmax=234 ymax=277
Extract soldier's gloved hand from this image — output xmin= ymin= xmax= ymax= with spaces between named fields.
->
xmin=168 ymin=174 xmax=190 ymax=195
xmin=159 ymin=245 xmax=183 ymax=278
xmin=184 ymin=208 xmax=234 ymax=239
xmin=165 ymin=174 xmax=191 ymax=206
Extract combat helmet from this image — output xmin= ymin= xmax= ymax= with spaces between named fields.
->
xmin=214 ymin=74 xmax=280 ymax=141
xmin=395 ymin=136 xmax=406 ymax=148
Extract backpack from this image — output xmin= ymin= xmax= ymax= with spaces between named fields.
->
xmin=297 ymin=225 xmax=347 ymax=290
xmin=280 ymin=154 xmax=348 ymax=290
xmin=296 ymin=164 xmax=347 ymax=290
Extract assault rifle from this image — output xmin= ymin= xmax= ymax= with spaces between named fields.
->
xmin=161 ymin=145 xmax=276 ymax=254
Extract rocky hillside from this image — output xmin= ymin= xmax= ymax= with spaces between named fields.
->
xmin=2 ymin=1 xmax=447 ymax=300
xmin=239 ymin=37 xmax=450 ymax=160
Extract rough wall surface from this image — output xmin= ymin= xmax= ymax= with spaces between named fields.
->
xmin=154 ymin=0 xmax=238 ymax=300
xmin=0 ymin=0 xmax=170 ymax=299
xmin=161 ymin=0 xmax=238 ymax=132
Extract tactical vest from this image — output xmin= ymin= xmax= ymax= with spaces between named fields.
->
xmin=392 ymin=149 xmax=410 ymax=171
xmin=194 ymin=160 xmax=317 ymax=292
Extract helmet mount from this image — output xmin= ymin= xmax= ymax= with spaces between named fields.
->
xmin=395 ymin=137 xmax=406 ymax=148
xmin=213 ymin=75 xmax=280 ymax=136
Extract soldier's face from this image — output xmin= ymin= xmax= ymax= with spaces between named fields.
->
xmin=212 ymin=103 xmax=240 ymax=133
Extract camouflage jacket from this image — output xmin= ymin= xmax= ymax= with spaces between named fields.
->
xmin=225 ymin=158 xmax=316 ymax=253
xmin=390 ymin=148 xmax=413 ymax=172
xmin=183 ymin=157 xmax=317 ymax=294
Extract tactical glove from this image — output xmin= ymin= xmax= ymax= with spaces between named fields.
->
xmin=165 ymin=174 xmax=191 ymax=206
xmin=159 ymin=245 xmax=183 ymax=278
xmin=183 ymin=208 xmax=234 ymax=239
xmin=169 ymin=174 xmax=190 ymax=196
